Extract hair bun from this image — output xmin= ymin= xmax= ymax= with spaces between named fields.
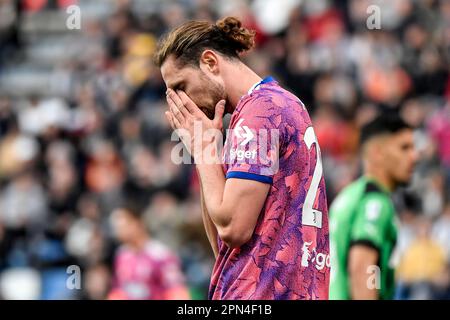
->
xmin=215 ymin=17 xmax=255 ymax=53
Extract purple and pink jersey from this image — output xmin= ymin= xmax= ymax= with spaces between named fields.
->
xmin=209 ymin=78 xmax=330 ymax=300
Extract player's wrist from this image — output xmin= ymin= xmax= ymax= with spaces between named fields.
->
xmin=192 ymin=140 xmax=222 ymax=165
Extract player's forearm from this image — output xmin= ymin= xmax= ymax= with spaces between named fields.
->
xmin=196 ymin=164 xmax=249 ymax=248
xmin=350 ymin=270 xmax=379 ymax=300
xmin=195 ymin=163 xmax=229 ymax=227
xmin=348 ymin=246 xmax=379 ymax=300
xmin=198 ymin=175 xmax=219 ymax=258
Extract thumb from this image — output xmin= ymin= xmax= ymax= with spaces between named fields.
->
xmin=213 ymin=100 xmax=226 ymax=127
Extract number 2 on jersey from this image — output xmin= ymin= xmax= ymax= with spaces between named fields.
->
xmin=303 ymin=127 xmax=323 ymax=228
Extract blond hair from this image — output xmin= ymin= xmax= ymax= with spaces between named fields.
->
xmin=154 ymin=16 xmax=255 ymax=67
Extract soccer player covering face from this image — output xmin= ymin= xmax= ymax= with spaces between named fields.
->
xmin=329 ymin=114 xmax=418 ymax=300
xmin=154 ymin=17 xmax=330 ymax=300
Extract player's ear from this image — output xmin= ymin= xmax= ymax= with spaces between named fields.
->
xmin=364 ymin=138 xmax=382 ymax=164
xmin=372 ymin=138 xmax=387 ymax=163
xmin=200 ymin=50 xmax=219 ymax=74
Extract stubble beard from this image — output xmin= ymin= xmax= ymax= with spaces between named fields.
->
xmin=199 ymin=76 xmax=227 ymax=120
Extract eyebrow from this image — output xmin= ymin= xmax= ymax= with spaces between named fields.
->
xmin=167 ymin=80 xmax=183 ymax=90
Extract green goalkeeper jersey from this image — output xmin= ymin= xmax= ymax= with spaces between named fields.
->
xmin=329 ymin=176 xmax=398 ymax=300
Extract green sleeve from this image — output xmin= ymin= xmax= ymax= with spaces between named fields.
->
xmin=350 ymin=193 xmax=393 ymax=249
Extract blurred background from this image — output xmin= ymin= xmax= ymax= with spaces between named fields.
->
xmin=0 ymin=0 xmax=449 ymax=300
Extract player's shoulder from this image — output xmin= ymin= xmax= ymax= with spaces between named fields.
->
xmin=239 ymin=83 xmax=304 ymax=116
xmin=331 ymin=178 xmax=366 ymax=206
xmin=358 ymin=181 xmax=395 ymax=221
xmin=331 ymin=177 xmax=390 ymax=215
xmin=234 ymin=83 xmax=310 ymax=132
xmin=360 ymin=179 xmax=392 ymax=203
xmin=330 ymin=180 xmax=363 ymax=221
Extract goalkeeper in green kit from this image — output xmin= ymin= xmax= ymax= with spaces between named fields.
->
xmin=329 ymin=113 xmax=418 ymax=300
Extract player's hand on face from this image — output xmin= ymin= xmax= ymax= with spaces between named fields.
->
xmin=165 ymin=89 xmax=225 ymax=162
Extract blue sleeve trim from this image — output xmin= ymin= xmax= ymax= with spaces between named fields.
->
xmin=226 ymin=171 xmax=273 ymax=184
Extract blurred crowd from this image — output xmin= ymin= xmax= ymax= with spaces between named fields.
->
xmin=0 ymin=0 xmax=450 ymax=300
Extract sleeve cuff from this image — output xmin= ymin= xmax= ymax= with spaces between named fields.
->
xmin=349 ymin=239 xmax=380 ymax=252
xmin=226 ymin=171 xmax=273 ymax=184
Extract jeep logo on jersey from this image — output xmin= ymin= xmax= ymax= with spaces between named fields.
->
xmin=230 ymin=149 xmax=257 ymax=161
xmin=234 ymin=119 xmax=254 ymax=145
xmin=222 ymin=118 xmax=281 ymax=172
xmin=301 ymin=241 xmax=313 ymax=267
xmin=301 ymin=241 xmax=331 ymax=271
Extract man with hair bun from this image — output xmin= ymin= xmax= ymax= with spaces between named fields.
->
xmin=154 ymin=16 xmax=330 ymax=300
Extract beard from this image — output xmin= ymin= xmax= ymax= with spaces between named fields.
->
xmin=198 ymin=73 xmax=226 ymax=120
xmin=392 ymin=171 xmax=415 ymax=190
xmin=394 ymin=180 xmax=409 ymax=190
xmin=394 ymin=176 xmax=412 ymax=189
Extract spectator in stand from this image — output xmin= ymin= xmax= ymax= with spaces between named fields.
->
xmin=396 ymin=217 xmax=448 ymax=299
xmin=108 ymin=203 xmax=190 ymax=300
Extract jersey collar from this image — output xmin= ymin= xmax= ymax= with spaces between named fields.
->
xmin=247 ymin=76 xmax=275 ymax=95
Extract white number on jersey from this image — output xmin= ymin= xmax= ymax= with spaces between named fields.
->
xmin=302 ymin=126 xmax=323 ymax=228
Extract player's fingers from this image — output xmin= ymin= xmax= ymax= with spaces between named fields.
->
xmin=171 ymin=110 xmax=183 ymax=129
xmin=213 ymin=100 xmax=226 ymax=128
xmin=165 ymin=111 xmax=176 ymax=130
xmin=166 ymin=94 xmax=185 ymax=124
xmin=167 ymin=89 xmax=191 ymax=118
xmin=177 ymin=90 xmax=204 ymax=118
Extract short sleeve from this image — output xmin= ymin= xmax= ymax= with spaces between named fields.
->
xmin=223 ymin=99 xmax=282 ymax=184
xmin=350 ymin=194 xmax=392 ymax=250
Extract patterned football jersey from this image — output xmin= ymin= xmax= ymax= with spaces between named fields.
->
xmin=209 ymin=78 xmax=330 ymax=300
